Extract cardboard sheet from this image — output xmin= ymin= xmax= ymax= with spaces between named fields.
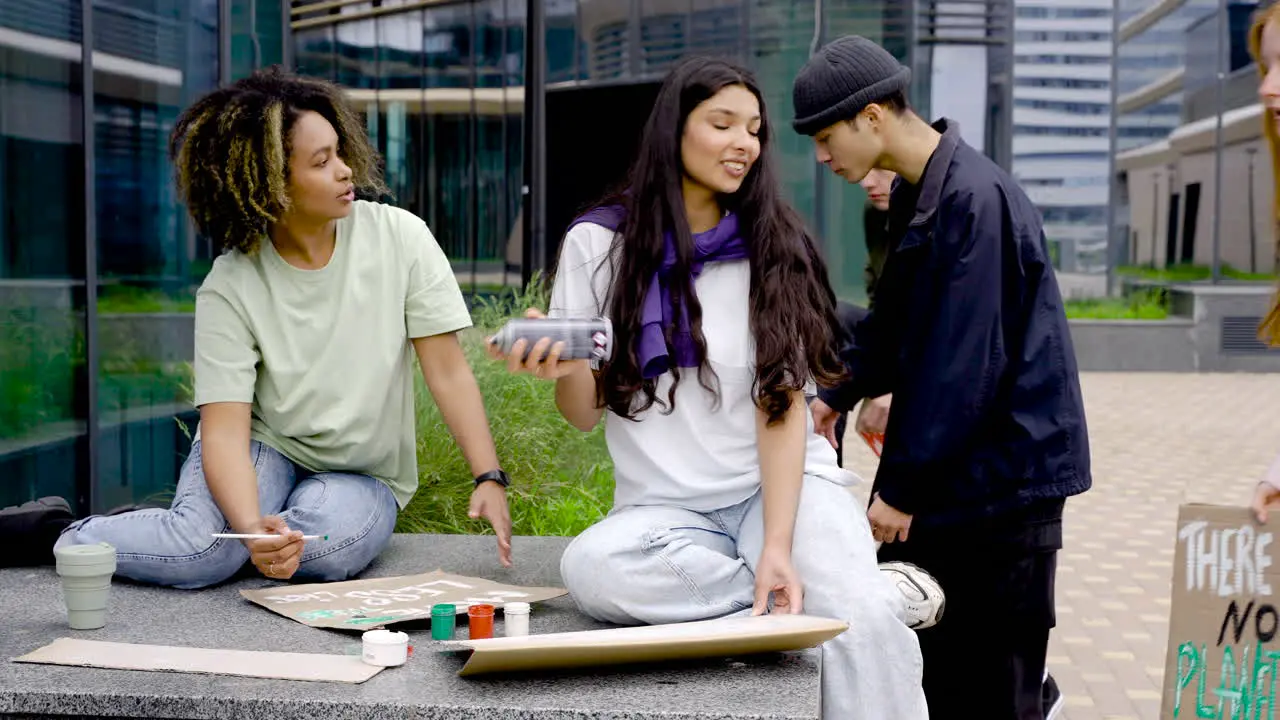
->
xmin=1161 ymin=503 xmax=1280 ymax=718
xmin=11 ymin=637 xmax=384 ymax=684
xmin=240 ymin=569 xmax=567 ymax=630
xmin=444 ymin=613 xmax=848 ymax=676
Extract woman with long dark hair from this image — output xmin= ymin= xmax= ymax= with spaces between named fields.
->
xmin=492 ymin=56 xmax=936 ymax=719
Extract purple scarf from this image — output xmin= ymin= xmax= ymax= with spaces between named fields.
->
xmin=569 ymin=204 xmax=748 ymax=378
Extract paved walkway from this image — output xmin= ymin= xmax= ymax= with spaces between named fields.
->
xmin=840 ymin=372 xmax=1280 ymax=720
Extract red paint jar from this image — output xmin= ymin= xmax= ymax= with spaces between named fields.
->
xmin=467 ymin=604 xmax=496 ymax=640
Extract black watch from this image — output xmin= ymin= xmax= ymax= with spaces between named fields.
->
xmin=474 ymin=469 xmax=511 ymax=489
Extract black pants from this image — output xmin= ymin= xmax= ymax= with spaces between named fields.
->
xmin=831 ymin=301 xmax=868 ymax=468
xmin=878 ymin=502 xmax=1062 ymax=720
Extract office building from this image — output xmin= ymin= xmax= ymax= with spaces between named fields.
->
xmin=1114 ymin=0 xmax=1274 ymax=275
xmin=1011 ymin=0 xmax=1113 ymax=279
xmin=3 ymin=0 xmax=1016 ymax=510
xmin=0 ymin=0 xmax=287 ymax=513
xmin=290 ymin=0 xmax=1015 ymax=303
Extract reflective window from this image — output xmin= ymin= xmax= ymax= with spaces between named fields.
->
xmin=230 ymin=0 xmax=285 ymax=80
xmin=1 ymin=0 xmax=285 ymax=510
xmin=0 ymin=0 xmax=88 ymax=510
xmin=92 ymin=0 xmax=220 ymax=511
xmin=302 ymin=1 xmax=524 ymax=293
xmin=291 ymin=0 xmax=978 ymax=307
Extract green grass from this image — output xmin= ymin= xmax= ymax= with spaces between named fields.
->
xmin=3 ymin=274 xmax=612 ymax=537
xmin=0 ymin=305 xmax=82 ymax=438
xmin=1065 ymin=262 xmax=1279 ymax=319
xmin=1064 ymin=291 xmax=1170 ymax=320
xmin=97 ymin=285 xmax=196 ymax=314
xmin=1117 ymin=263 xmax=1277 ymax=283
xmin=397 ymin=273 xmax=615 ymax=537
xmin=0 ymin=303 xmax=194 ymax=439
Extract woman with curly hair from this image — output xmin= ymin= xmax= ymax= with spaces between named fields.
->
xmin=53 ymin=66 xmax=514 ymax=588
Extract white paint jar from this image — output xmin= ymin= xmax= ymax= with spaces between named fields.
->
xmin=504 ymin=602 xmax=531 ymax=637
xmin=361 ymin=629 xmax=409 ymax=667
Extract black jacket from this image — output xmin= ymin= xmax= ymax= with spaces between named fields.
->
xmin=863 ymin=205 xmax=891 ymax=307
xmin=819 ymin=118 xmax=1091 ymax=530
xmin=860 ymin=203 xmax=890 ymax=303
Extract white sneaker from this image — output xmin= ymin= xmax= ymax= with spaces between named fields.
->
xmin=1042 ymin=670 xmax=1065 ymax=720
xmin=879 ymin=561 xmax=945 ymax=630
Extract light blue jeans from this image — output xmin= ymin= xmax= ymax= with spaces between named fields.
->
xmin=560 ymin=474 xmax=929 ymax=720
xmin=54 ymin=440 xmax=399 ymax=590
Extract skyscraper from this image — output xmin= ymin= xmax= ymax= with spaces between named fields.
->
xmin=1012 ymin=0 xmax=1113 ymax=281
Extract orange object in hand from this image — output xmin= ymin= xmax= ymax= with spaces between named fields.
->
xmin=860 ymin=431 xmax=884 ymax=457
xmin=467 ymin=604 xmax=495 ymax=639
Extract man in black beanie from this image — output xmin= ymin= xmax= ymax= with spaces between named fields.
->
xmin=793 ymin=35 xmax=1089 ymax=720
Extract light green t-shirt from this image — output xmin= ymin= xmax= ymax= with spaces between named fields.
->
xmin=193 ymin=200 xmax=472 ymax=509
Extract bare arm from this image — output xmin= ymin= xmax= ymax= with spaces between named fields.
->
xmin=199 ymin=402 xmax=260 ymax=533
xmin=413 ymin=333 xmax=500 ymax=476
xmin=415 ymin=332 xmax=512 ymax=566
xmin=555 ymin=362 xmax=604 ymax=432
xmin=757 ymin=390 xmax=807 ymax=550
xmin=750 ymin=389 xmax=808 ymax=614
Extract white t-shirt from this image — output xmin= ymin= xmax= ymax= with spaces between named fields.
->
xmin=548 ymin=221 xmax=857 ymax=513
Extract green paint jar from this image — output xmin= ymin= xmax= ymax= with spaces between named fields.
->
xmin=431 ymin=603 xmax=457 ymax=640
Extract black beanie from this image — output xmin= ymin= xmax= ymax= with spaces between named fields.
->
xmin=791 ymin=35 xmax=911 ymax=136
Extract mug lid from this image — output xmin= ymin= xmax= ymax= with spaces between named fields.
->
xmin=362 ymin=629 xmax=408 ymax=645
xmin=53 ymin=542 xmax=117 ymax=566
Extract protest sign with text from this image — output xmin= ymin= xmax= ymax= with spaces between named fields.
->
xmin=240 ymin=569 xmax=567 ymax=630
xmin=1163 ymin=504 xmax=1280 ymax=718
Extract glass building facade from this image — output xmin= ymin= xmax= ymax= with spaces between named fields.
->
xmin=290 ymin=0 xmax=918 ymax=304
xmin=293 ymin=0 xmax=529 ymax=294
xmin=1114 ymin=0 xmax=1217 ymax=153
xmin=0 ymin=0 xmax=286 ymax=513
xmin=4 ymin=0 xmax=1010 ymax=510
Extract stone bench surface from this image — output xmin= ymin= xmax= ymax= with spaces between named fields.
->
xmin=0 ymin=534 xmax=820 ymax=720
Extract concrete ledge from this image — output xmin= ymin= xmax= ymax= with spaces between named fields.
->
xmin=1172 ymin=285 xmax=1280 ymax=372
xmin=0 ymin=534 xmax=821 ymax=720
xmin=1068 ymin=284 xmax=1280 ymax=372
xmin=1069 ymin=318 xmax=1197 ymax=372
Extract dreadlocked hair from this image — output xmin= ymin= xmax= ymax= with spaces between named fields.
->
xmin=168 ymin=65 xmax=387 ymax=255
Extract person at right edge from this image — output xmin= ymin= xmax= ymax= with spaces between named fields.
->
xmin=792 ymin=35 xmax=1092 ymax=719
xmin=1243 ymin=3 xmax=1280 ymax=528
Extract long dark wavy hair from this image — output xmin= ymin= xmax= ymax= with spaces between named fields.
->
xmin=589 ymin=56 xmax=846 ymax=425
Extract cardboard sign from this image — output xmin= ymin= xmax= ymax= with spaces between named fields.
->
xmin=1162 ymin=504 xmax=1280 ymax=718
xmin=443 ymin=613 xmax=849 ymax=677
xmin=240 ymin=569 xmax=567 ymax=630
xmin=12 ymin=637 xmax=383 ymax=684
